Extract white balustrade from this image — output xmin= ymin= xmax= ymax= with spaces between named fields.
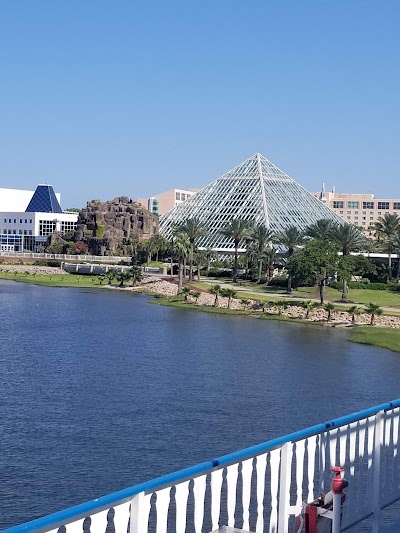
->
xmin=6 ymin=403 xmax=400 ymax=533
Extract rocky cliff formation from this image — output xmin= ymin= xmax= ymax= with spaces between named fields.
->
xmin=74 ymin=197 xmax=158 ymax=256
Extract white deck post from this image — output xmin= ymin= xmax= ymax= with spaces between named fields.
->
xmin=372 ymin=410 xmax=384 ymax=533
xmin=278 ymin=442 xmax=292 ymax=533
xmin=129 ymin=492 xmax=145 ymax=533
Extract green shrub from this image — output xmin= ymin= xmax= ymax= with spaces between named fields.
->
xmin=94 ymin=223 xmax=106 ymax=238
xmin=268 ymin=276 xmax=288 ymax=287
xmin=33 ymin=260 xmax=62 ymax=267
xmin=207 ymin=269 xmax=232 ymax=278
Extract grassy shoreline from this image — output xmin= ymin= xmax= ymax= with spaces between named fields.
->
xmin=2 ymin=272 xmax=400 ymax=353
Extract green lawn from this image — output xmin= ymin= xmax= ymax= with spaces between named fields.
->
xmin=349 ymin=327 xmax=400 ymax=353
xmin=295 ymin=286 xmax=400 ymax=308
xmin=0 ymin=271 xmax=107 ymax=288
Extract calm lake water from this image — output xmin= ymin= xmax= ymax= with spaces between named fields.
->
xmin=1 ymin=279 xmax=400 ymax=528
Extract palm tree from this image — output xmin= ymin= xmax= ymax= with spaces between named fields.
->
xmin=347 ymin=305 xmax=362 ymax=324
xmin=115 ymin=269 xmax=131 ymax=288
xmin=240 ymin=298 xmax=251 ymax=310
xmin=210 ymin=284 xmax=222 ymax=307
xmin=302 ymin=300 xmax=316 ymax=319
xmin=263 ymin=248 xmax=278 ymax=284
xmin=249 ymin=224 xmax=275 ymax=282
xmin=175 ymin=218 xmax=207 ymax=281
xmin=274 ymin=300 xmax=288 ymax=315
xmin=365 ymin=303 xmax=383 ymax=326
xmin=391 ymin=230 xmax=400 ymax=281
xmin=204 ymin=248 xmax=217 ymax=275
xmin=105 ymin=270 xmax=115 ymax=285
xmin=192 ymin=291 xmax=201 ymax=303
xmin=129 ymin=265 xmax=143 ymax=286
xmin=172 ymin=231 xmax=190 ymax=292
xmin=194 ymin=250 xmax=207 ymax=281
xmin=220 ymin=219 xmax=251 ymax=282
xmin=305 ymin=219 xmax=335 ymax=241
xmin=221 ymin=288 xmax=237 ymax=309
xmin=324 ymin=302 xmax=335 ymax=322
xmin=332 ymin=223 xmax=367 ymax=301
xmin=181 ymin=287 xmax=191 ymax=301
xmin=374 ymin=213 xmax=400 ymax=280
xmin=276 ymin=226 xmax=305 ymax=291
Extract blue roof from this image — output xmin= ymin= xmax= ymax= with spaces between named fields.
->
xmin=25 ymin=185 xmax=62 ymax=213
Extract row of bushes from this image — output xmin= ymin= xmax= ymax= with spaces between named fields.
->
xmin=328 ymin=280 xmax=400 ymax=291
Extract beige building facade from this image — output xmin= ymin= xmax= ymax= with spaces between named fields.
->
xmin=137 ymin=188 xmax=199 ymax=216
xmin=314 ymin=191 xmax=400 ymax=234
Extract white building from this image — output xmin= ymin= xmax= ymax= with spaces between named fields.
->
xmin=0 ymin=185 xmax=78 ymax=252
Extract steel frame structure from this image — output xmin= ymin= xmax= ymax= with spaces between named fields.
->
xmin=159 ymin=153 xmax=345 ymax=252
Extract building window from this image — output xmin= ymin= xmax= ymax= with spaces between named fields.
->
xmin=370 ymin=216 xmax=374 ymax=220
xmin=39 ymin=220 xmax=57 ymax=236
xmin=378 ymin=212 xmax=381 ymax=216
xmin=363 ymin=202 xmax=374 ymax=209
xmin=339 ymin=210 xmax=343 ymax=214
xmin=332 ymin=201 xmax=344 ymax=208
xmin=8 ymin=219 xmax=11 ymax=223
xmin=354 ymin=216 xmax=359 ymax=220
xmin=394 ymin=202 xmax=400 ymax=210
xmin=19 ymin=230 xmax=23 ymax=235
xmin=362 ymin=222 xmax=366 ymax=225
xmin=13 ymin=219 xmax=16 ymax=223
xmin=25 ymin=219 xmax=27 ymax=223
xmin=347 ymin=211 xmax=351 ymax=214
xmin=348 ymin=201 xmax=359 ymax=209
xmin=3 ymin=219 xmax=6 ymax=223
xmin=60 ymin=221 xmax=77 ymax=233
xmin=24 ymin=230 xmax=27 ymax=235
xmin=29 ymin=219 xmax=32 ymax=223
xmin=28 ymin=230 xmax=32 ymax=235
xmin=347 ymin=216 xmax=351 ymax=220
xmin=181 ymin=193 xmax=186 ymax=201
xmin=378 ymin=202 xmax=389 ymax=210
xmin=12 ymin=229 xmax=16 ymax=234
xmin=175 ymin=192 xmax=181 ymax=201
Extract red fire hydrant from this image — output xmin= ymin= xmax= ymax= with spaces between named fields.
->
xmin=331 ymin=466 xmax=348 ymax=533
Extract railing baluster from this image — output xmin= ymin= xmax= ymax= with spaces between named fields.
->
xmin=319 ymin=432 xmax=326 ymax=493
xmin=295 ymin=440 xmax=305 ymax=508
xmin=155 ymin=487 xmax=171 ymax=533
xmin=113 ymin=502 xmax=130 ymax=533
xmin=256 ymin=453 xmax=267 ymax=533
xmin=339 ymin=426 xmax=347 ymax=466
xmin=392 ymin=408 xmax=400 ymax=492
xmin=193 ymin=474 xmax=207 ymax=533
xmin=278 ymin=442 xmax=292 ymax=533
xmin=307 ymin=436 xmax=317 ymax=503
xmin=226 ymin=463 xmax=238 ymax=527
xmin=241 ymin=458 xmax=253 ymax=531
xmin=175 ymin=481 xmax=190 ymax=533
xmin=65 ymin=518 xmax=84 ymax=533
xmin=269 ymin=449 xmax=280 ymax=533
xmin=130 ymin=492 xmax=151 ymax=533
xmin=372 ymin=411 xmax=384 ymax=533
xmin=89 ymin=509 xmax=109 ymax=533
xmin=329 ymin=428 xmax=338 ymax=467
xmin=210 ymin=469 xmax=223 ymax=531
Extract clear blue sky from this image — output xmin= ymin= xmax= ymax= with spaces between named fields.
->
xmin=0 ymin=1 xmax=399 ymax=208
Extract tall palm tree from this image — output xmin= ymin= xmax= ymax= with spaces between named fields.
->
xmin=392 ymin=230 xmax=400 ymax=281
xmin=305 ymin=219 xmax=335 ymax=241
xmin=194 ymin=250 xmax=207 ymax=281
xmin=263 ymin=248 xmax=278 ymax=284
xmin=172 ymin=231 xmax=190 ymax=292
xmin=175 ymin=218 xmax=207 ymax=281
xmin=249 ymin=224 xmax=275 ymax=282
xmin=115 ymin=269 xmax=131 ymax=288
xmin=204 ymin=248 xmax=217 ymax=275
xmin=220 ymin=219 xmax=251 ymax=282
xmin=210 ymin=284 xmax=222 ymax=307
xmin=374 ymin=213 xmax=400 ymax=280
xmin=365 ymin=303 xmax=383 ymax=326
xmin=331 ymin=224 xmax=365 ymax=300
xmin=276 ymin=226 xmax=305 ymax=292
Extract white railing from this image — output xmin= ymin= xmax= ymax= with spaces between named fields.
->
xmin=0 ymin=251 xmax=130 ymax=263
xmin=3 ymin=399 xmax=400 ymax=533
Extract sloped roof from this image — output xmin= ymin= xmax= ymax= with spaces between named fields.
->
xmin=159 ymin=153 xmax=345 ymax=251
xmin=25 ymin=185 xmax=62 ymax=213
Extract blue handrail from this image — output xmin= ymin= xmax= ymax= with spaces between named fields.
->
xmin=4 ymin=398 xmax=400 ymax=533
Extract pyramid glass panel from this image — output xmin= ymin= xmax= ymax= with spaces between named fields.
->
xmin=25 ymin=185 xmax=62 ymax=213
xmin=159 ymin=153 xmax=346 ymax=251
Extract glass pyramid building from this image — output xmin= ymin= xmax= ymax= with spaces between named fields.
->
xmin=25 ymin=184 xmax=63 ymax=213
xmin=160 ymin=153 xmax=345 ymax=252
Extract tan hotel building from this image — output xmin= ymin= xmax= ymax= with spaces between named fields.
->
xmin=137 ymin=188 xmax=199 ymax=216
xmin=313 ymin=191 xmax=400 ymax=233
